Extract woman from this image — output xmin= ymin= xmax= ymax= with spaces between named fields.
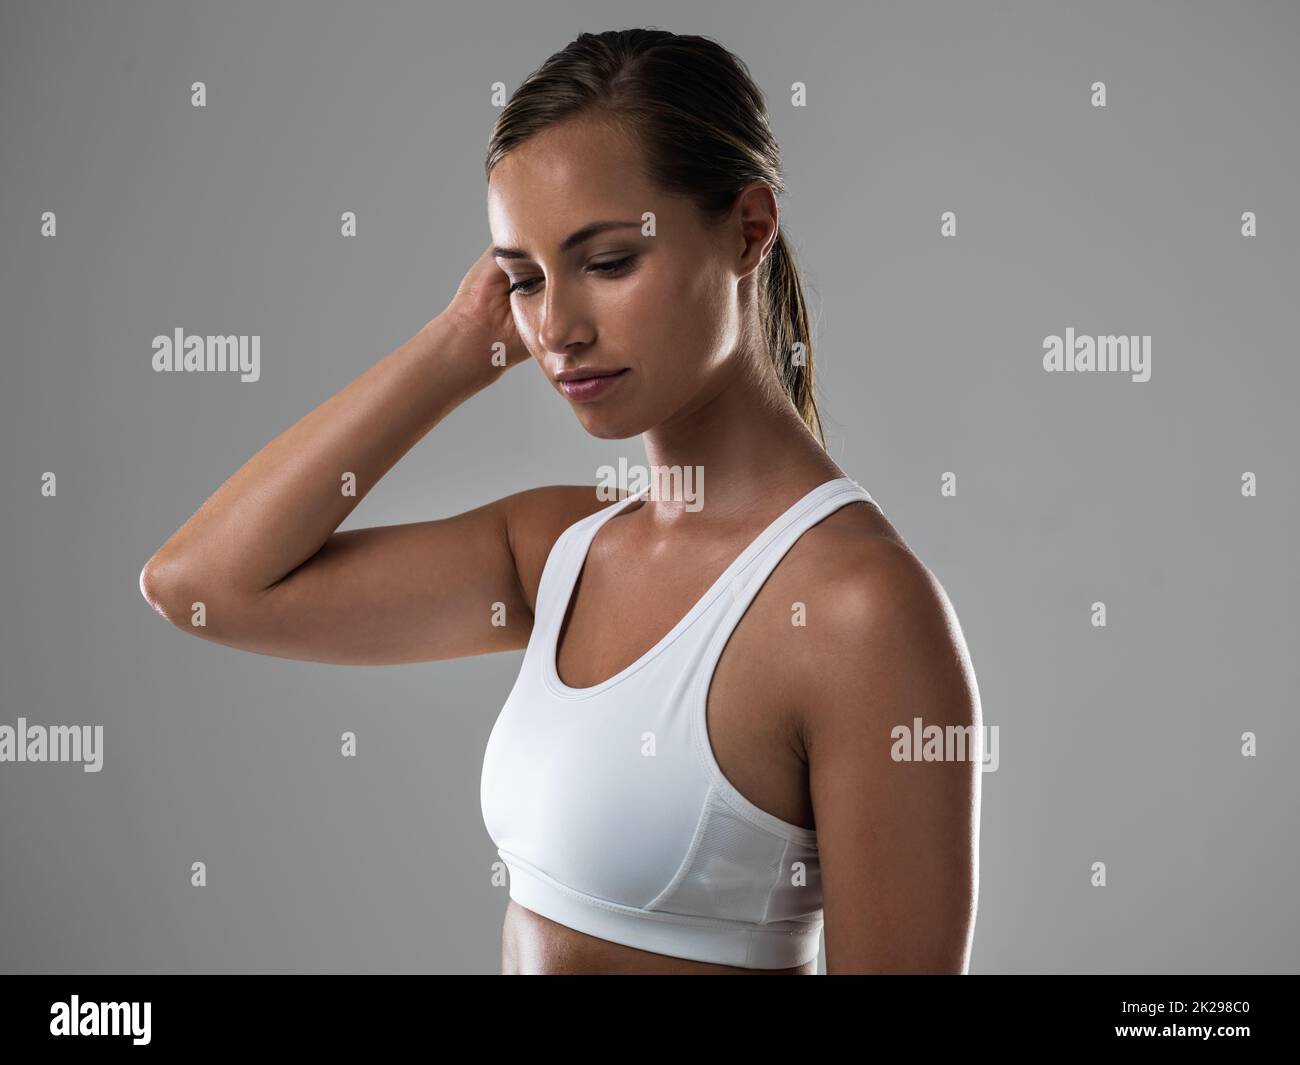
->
xmin=140 ymin=29 xmax=981 ymax=975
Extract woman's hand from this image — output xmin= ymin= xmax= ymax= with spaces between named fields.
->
xmin=431 ymin=243 xmax=532 ymax=387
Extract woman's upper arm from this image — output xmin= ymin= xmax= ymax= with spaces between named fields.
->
xmin=141 ymin=484 xmax=611 ymax=666
xmin=802 ymin=539 xmax=982 ymax=974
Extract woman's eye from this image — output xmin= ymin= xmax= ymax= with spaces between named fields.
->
xmin=589 ymin=254 xmax=636 ymax=276
xmin=508 ymin=255 xmax=636 ymax=297
xmin=507 ymin=277 xmax=541 ymax=295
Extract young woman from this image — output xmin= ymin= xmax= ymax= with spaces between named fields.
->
xmin=141 ymin=29 xmax=981 ymax=975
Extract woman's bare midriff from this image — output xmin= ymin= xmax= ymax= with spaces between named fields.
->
xmin=501 ymin=900 xmax=817 ymax=974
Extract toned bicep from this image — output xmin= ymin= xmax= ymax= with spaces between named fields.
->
xmin=150 ymin=501 xmax=532 ymax=666
xmin=145 ymin=484 xmax=613 ymax=667
xmin=804 ymin=542 xmax=982 ymax=974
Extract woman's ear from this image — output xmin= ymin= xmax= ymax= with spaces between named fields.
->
xmin=734 ymin=182 xmax=779 ymax=277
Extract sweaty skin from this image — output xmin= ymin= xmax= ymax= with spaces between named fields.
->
xmin=484 ymin=115 xmax=976 ymax=974
xmin=495 ymin=486 xmax=904 ymax=975
xmin=142 ymin=108 xmax=979 ymax=976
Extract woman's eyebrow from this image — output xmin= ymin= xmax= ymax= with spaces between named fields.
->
xmin=492 ymin=220 xmax=642 ymax=260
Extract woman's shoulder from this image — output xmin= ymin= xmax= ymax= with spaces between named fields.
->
xmin=787 ymin=501 xmax=930 ymax=625
xmin=496 ymin=483 xmax=630 ymax=614
xmin=780 ymin=504 xmax=977 ymax=723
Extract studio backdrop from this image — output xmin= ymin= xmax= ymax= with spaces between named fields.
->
xmin=1 ymin=0 xmax=1296 ymax=974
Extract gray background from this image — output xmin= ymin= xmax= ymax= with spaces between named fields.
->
xmin=1 ymin=0 xmax=1296 ymax=974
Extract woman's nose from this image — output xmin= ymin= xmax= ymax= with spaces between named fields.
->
xmin=537 ymin=278 xmax=593 ymax=353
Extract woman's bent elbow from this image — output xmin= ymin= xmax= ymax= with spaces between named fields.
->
xmin=139 ymin=555 xmax=204 ymax=629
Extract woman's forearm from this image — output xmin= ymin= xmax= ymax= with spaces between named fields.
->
xmin=141 ymin=314 xmax=498 ymax=601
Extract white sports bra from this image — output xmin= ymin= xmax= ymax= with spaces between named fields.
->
xmin=479 ymin=476 xmax=878 ymax=969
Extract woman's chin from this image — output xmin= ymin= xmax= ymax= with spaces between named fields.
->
xmin=579 ymin=419 xmax=641 ymax=441
xmin=571 ymin=406 xmax=649 ymax=441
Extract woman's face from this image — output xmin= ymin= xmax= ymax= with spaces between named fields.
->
xmin=487 ymin=116 xmax=761 ymax=440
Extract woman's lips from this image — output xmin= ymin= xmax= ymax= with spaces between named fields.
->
xmin=559 ymin=368 xmax=629 ymax=401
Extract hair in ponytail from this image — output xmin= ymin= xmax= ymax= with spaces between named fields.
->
xmin=485 ymin=28 xmax=826 ymax=448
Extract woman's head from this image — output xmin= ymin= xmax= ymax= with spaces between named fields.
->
xmin=484 ymin=29 xmax=824 ymax=448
